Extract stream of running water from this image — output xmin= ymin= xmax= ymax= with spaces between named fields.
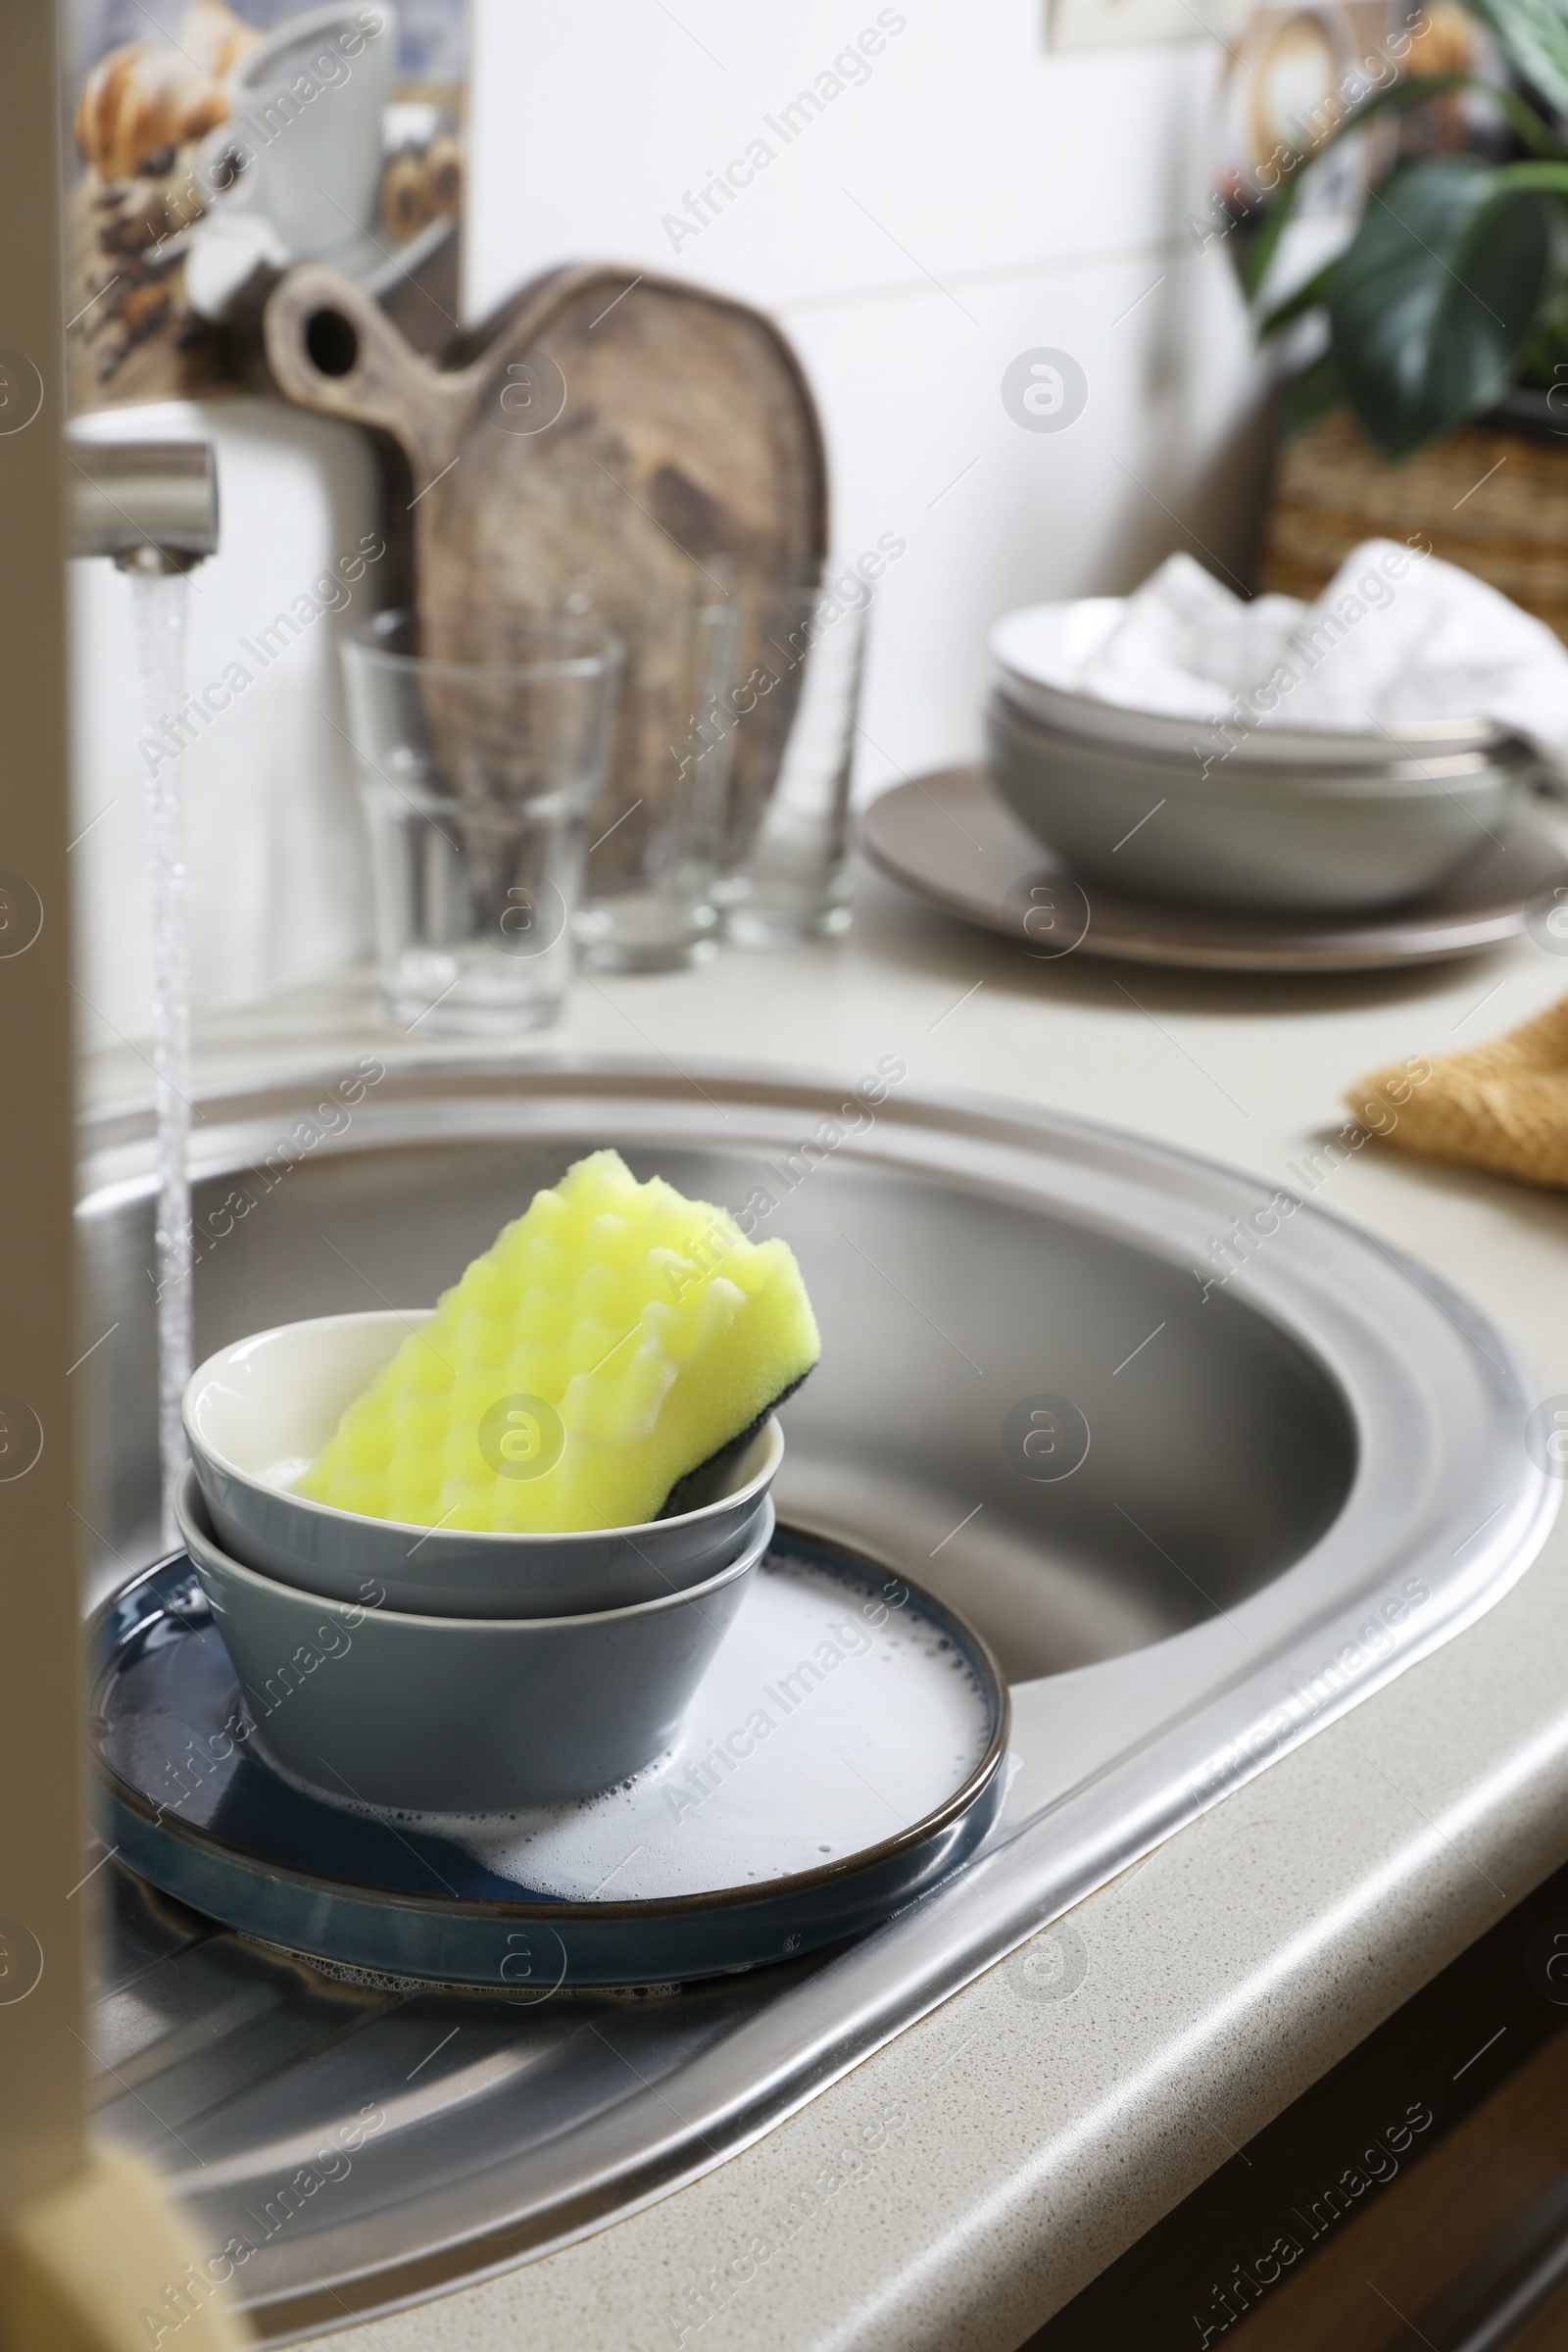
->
xmin=130 ymin=567 xmax=193 ymax=1549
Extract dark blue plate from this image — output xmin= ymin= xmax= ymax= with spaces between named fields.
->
xmin=91 ymin=1529 xmax=1008 ymax=1989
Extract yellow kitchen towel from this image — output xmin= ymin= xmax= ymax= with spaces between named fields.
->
xmin=1348 ymin=993 xmax=1568 ymax=1189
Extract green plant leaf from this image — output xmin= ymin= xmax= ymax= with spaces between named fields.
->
xmin=1328 ymin=157 xmax=1553 ymax=455
xmin=1258 ymin=258 xmax=1338 ymax=340
xmin=1281 ymin=353 xmax=1341 ymax=437
xmin=1467 ymin=0 xmax=1568 ymax=117
xmin=1241 ymin=73 xmax=1559 ymax=305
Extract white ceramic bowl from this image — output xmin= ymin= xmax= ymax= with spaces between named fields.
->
xmin=183 ymin=1311 xmax=784 ymax=1619
xmin=988 ymin=600 xmax=1513 ymax=767
xmin=174 ymin=1464 xmax=770 ymax=1810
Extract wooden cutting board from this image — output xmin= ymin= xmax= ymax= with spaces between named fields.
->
xmin=264 ymin=262 xmax=828 ymax=881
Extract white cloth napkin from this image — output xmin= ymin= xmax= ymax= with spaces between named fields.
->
xmin=1068 ymin=543 xmax=1568 ymax=761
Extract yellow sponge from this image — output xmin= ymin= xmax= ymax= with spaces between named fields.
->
xmin=298 ymin=1150 xmax=820 ymax=1533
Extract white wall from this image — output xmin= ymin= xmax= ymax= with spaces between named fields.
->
xmin=467 ymin=0 xmax=1272 ymax=789
xmin=70 ymin=400 xmax=380 ymax=1045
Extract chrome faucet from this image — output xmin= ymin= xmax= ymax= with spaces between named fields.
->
xmin=66 ymin=439 xmax=219 ymax=574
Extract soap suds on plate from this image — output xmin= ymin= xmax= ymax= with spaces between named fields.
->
xmin=378 ymin=1553 xmax=993 ymax=1901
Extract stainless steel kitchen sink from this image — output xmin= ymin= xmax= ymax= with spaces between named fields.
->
xmin=75 ymin=1059 xmax=1554 ymax=2339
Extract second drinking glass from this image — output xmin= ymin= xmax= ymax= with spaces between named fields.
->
xmin=714 ymin=575 xmax=869 ymax=946
xmin=562 ymin=579 xmax=739 ymax=971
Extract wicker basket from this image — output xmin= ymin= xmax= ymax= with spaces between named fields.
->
xmin=1259 ymin=407 xmax=1568 ymax=644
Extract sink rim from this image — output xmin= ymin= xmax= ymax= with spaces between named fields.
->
xmin=75 ymin=1056 xmax=1557 ymax=2336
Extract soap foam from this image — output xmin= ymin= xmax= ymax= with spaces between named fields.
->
xmin=381 ymin=1553 xmax=993 ymax=1901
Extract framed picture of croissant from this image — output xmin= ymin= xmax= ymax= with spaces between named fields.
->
xmin=62 ymin=1 xmax=467 ymax=412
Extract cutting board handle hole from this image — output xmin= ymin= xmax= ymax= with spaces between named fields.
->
xmin=305 ymin=307 xmax=360 ymax=380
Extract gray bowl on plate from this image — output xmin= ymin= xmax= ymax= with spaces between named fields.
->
xmin=183 ymin=1311 xmax=784 ymax=1619
xmin=985 ymin=690 xmax=1534 ymax=915
xmin=175 ymin=1464 xmax=770 ymax=1810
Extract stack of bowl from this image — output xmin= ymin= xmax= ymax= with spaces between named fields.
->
xmin=177 ymin=1310 xmax=779 ymax=1813
xmin=985 ymin=600 xmax=1535 ymax=915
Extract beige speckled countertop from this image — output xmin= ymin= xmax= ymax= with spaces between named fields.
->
xmin=84 ymin=852 xmax=1568 ymax=2351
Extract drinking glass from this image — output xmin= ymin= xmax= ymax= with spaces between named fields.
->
xmin=453 ymin=582 xmax=738 ymax=971
xmin=715 ymin=578 xmax=869 ymax=946
xmin=343 ymin=609 xmax=622 ymax=1034
xmin=564 ymin=581 xmax=738 ymax=971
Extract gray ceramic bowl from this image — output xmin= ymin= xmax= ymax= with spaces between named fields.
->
xmin=183 ymin=1311 xmax=784 ymax=1619
xmin=174 ymin=1464 xmax=771 ymax=1810
xmin=985 ymin=691 xmax=1533 ymax=915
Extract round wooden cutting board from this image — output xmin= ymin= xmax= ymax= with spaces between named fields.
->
xmin=265 ymin=262 xmax=829 ymax=880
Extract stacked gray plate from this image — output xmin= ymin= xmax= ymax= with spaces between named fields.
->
xmin=986 ymin=601 xmax=1536 ymax=915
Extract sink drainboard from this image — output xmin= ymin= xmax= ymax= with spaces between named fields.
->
xmin=75 ymin=1060 xmax=1554 ymax=2339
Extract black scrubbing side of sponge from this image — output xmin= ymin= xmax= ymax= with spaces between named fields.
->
xmin=657 ymin=1366 xmax=815 ymax=1520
